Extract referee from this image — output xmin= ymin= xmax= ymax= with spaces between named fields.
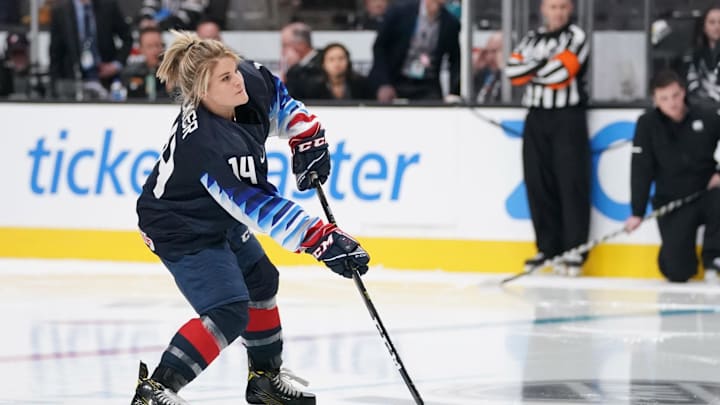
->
xmin=505 ymin=0 xmax=590 ymax=276
xmin=624 ymin=70 xmax=720 ymax=283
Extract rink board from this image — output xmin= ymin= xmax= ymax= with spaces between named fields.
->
xmin=0 ymin=103 xmax=707 ymax=278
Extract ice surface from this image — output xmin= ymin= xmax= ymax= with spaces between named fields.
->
xmin=2 ymin=259 xmax=720 ymax=404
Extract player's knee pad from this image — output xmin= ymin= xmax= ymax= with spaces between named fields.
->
xmin=203 ymin=300 xmax=249 ymax=345
xmin=244 ymin=255 xmax=279 ymax=301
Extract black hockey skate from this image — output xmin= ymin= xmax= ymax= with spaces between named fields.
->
xmin=246 ymin=368 xmax=316 ymax=404
xmin=559 ymin=253 xmax=583 ymax=277
xmin=524 ymin=252 xmax=548 ymax=272
xmin=131 ymin=361 xmax=189 ymax=405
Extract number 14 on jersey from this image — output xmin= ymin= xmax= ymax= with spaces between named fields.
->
xmin=228 ymin=156 xmax=258 ymax=184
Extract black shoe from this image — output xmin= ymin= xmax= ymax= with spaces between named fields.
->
xmin=246 ymin=368 xmax=316 ymax=404
xmin=131 ymin=362 xmax=189 ymax=405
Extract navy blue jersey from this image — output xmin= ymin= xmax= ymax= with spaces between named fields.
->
xmin=137 ymin=60 xmax=323 ymax=258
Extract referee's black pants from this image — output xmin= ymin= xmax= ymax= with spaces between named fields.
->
xmin=522 ymin=107 xmax=591 ymax=260
xmin=657 ymin=188 xmax=720 ymax=282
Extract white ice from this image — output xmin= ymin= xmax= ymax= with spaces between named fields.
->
xmin=2 ymin=259 xmax=720 ymax=404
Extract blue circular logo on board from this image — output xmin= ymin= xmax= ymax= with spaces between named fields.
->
xmin=590 ymin=121 xmax=636 ymax=221
xmin=502 ymin=120 xmax=641 ymax=221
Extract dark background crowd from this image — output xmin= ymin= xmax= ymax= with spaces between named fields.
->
xmin=1 ymin=0 xmax=720 ymax=107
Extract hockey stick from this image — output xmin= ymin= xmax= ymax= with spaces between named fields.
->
xmin=500 ymin=189 xmax=706 ymax=285
xmin=467 ymin=106 xmax=631 ymax=154
xmin=467 ymin=106 xmax=523 ymax=137
xmin=309 ymin=172 xmax=425 ymax=405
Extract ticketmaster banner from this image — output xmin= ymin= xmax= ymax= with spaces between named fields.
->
xmin=1 ymin=103 xmax=680 ymax=274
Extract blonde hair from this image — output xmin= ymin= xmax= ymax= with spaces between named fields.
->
xmin=157 ymin=30 xmax=240 ymax=107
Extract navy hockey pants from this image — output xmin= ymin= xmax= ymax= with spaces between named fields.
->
xmin=160 ymin=223 xmax=283 ymax=370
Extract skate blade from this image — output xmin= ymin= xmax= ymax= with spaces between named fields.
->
xmin=524 ymin=264 xmax=552 ymax=275
xmin=566 ymin=267 xmax=582 ymax=277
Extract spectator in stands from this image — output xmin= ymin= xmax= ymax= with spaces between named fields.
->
xmin=505 ymin=0 xmax=591 ymax=277
xmin=686 ymin=5 xmax=720 ymax=106
xmin=625 ymin=70 xmax=720 ymax=283
xmin=304 ymin=42 xmax=374 ymax=101
xmin=196 ymin=17 xmax=221 ymax=41
xmin=354 ymin=0 xmax=388 ymax=30
xmin=121 ymin=27 xmax=168 ymax=100
xmin=280 ymin=22 xmax=323 ymax=99
xmin=368 ymin=0 xmax=461 ymax=103
xmin=473 ymin=31 xmax=503 ymax=104
xmin=0 ymin=31 xmax=42 ymax=99
xmin=138 ymin=0 xmax=208 ymax=31
xmin=49 ymin=0 xmax=133 ymax=98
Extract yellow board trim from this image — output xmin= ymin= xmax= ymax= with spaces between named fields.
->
xmin=0 ymin=227 xmax=674 ymax=279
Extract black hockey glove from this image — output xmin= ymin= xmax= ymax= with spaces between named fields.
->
xmin=289 ymin=128 xmax=330 ymax=191
xmin=301 ymin=223 xmax=370 ymax=278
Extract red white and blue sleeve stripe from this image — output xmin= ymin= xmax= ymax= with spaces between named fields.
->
xmin=268 ymin=74 xmax=321 ymax=140
xmin=200 ymin=172 xmax=321 ymax=252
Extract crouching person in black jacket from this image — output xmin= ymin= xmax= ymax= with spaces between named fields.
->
xmin=625 ymin=70 xmax=720 ymax=283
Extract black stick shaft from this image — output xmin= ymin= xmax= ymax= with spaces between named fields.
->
xmin=501 ymin=190 xmax=705 ymax=285
xmin=469 ymin=108 xmax=522 ymax=136
xmin=311 ymin=174 xmax=425 ymax=405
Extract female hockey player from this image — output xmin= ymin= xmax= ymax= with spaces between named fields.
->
xmin=131 ymin=31 xmax=370 ymax=405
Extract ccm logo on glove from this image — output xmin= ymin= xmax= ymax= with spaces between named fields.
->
xmin=289 ymin=129 xmax=331 ymax=191
xmin=296 ymin=136 xmax=326 ymax=153
xmin=310 ymin=233 xmax=334 ymax=259
xmin=301 ymin=223 xmax=370 ymax=278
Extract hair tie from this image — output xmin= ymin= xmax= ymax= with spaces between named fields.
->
xmin=185 ymin=41 xmax=196 ymax=51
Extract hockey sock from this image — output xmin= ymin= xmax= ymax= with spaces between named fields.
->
xmin=242 ymin=296 xmax=283 ymax=370
xmin=154 ymin=301 xmax=248 ymax=390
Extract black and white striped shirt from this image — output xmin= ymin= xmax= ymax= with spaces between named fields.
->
xmin=686 ymin=49 xmax=720 ymax=104
xmin=505 ymin=23 xmax=589 ymax=109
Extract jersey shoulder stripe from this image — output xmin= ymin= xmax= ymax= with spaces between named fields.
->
xmin=200 ymin=173 xmax=320 ymax=251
